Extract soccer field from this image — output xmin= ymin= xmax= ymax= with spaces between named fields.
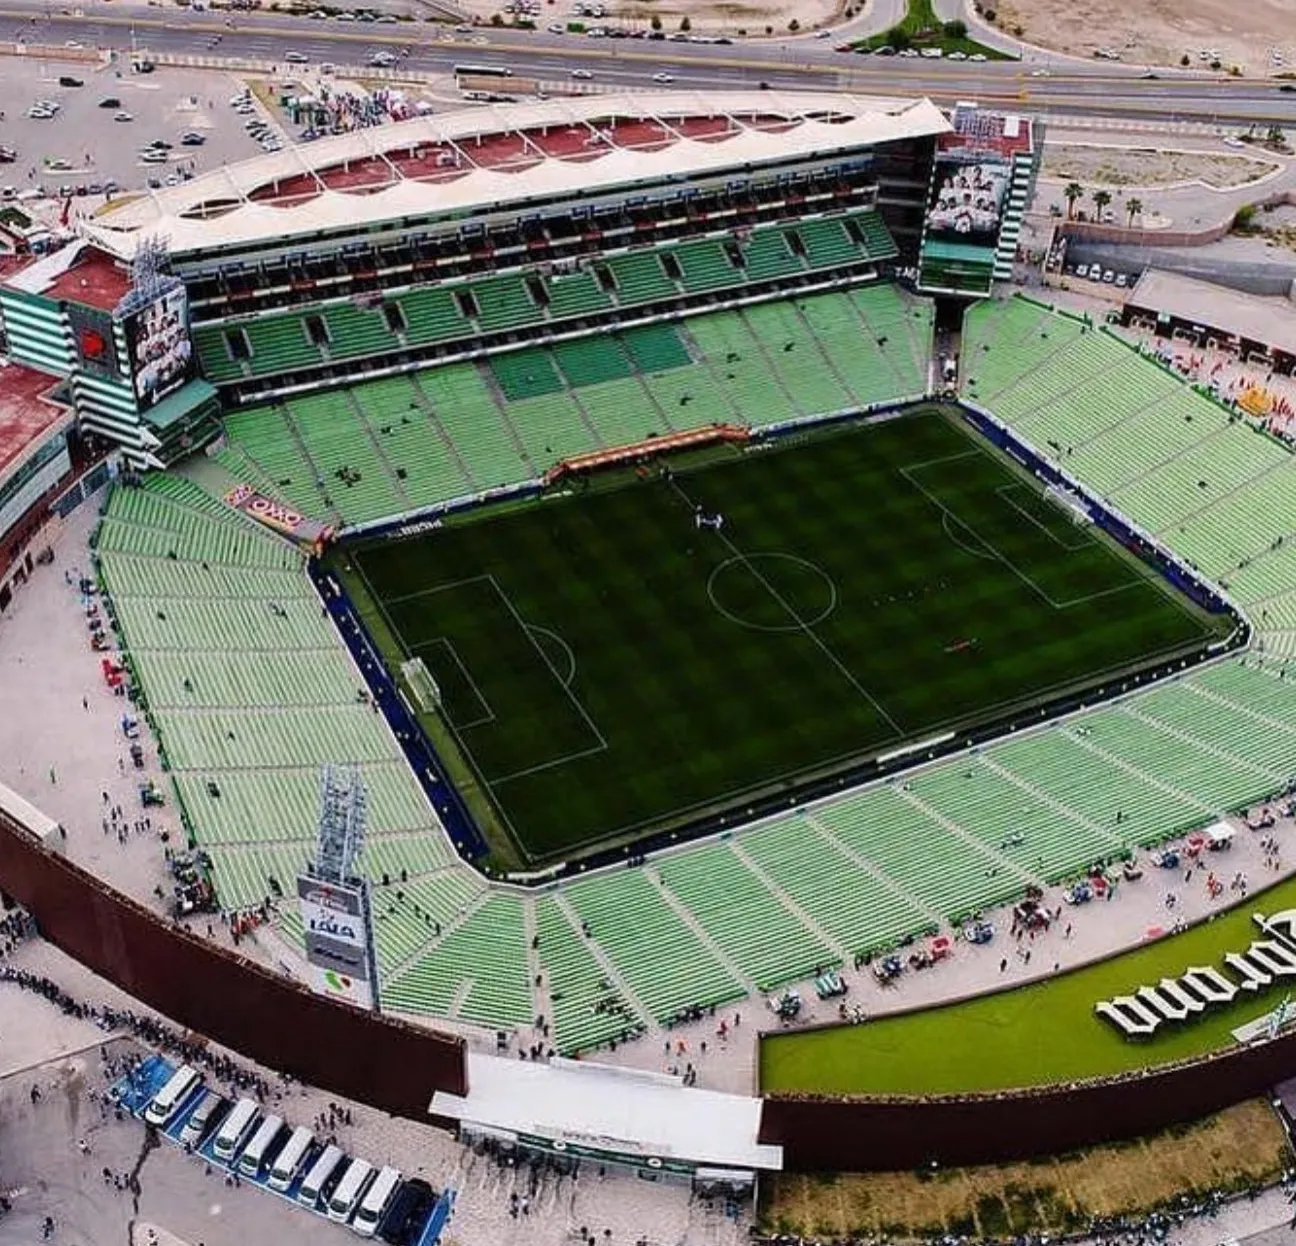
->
xmin=342 ymin=406 xmax=1223 ymax=864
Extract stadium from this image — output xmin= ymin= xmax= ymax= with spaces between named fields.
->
xmin=5 ymin=80 xmax=1296 ymax=1234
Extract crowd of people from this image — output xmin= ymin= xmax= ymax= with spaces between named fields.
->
xmin=0 ymin=959 xmax=274 ymax=1106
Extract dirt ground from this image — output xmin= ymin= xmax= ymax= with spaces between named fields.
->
xmin=990 ymin=0 xmax=1295 ymax=74
xmin=453 ymin=0 xmax=846 ymax=34
xmin=761 ymin=1100 xmax=1288 ymax=1240
xmin=1042 ymin=144 xmax=1279 ymax=189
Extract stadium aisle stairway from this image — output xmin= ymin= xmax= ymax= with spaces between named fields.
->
xmin=534 ymin=896 xmax=646 ymax=1055
xmin=560 ymin=870 xmax=746 ymax=1024
xmin=383 ymin=893 xmax=534 ymax=1027
xmin=740 ymin=815 xmax=928 ymax=956
xmin=654 ymin=843 xmax=838 ymax=991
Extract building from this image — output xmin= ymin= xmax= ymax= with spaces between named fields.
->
xmin=1122 ymin=268 xmax=1296 ymax=376
xmin=0 ymin=240 xmax=219 ymax=469
xmin=74 ymin=92 xmax=946 ymax=419
xmin=917 ymin=102 xmax=1040 ymax=298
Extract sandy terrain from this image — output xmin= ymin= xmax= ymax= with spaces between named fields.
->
xmin=449 ymin=0 xmax=848 ymax=35
xmin=987 ymin=0 xmax=1296 ymax=74
xmin=1042 ymin=144 xmax=1279 ymax=189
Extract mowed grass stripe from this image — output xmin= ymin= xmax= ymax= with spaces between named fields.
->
xmin=348 ymin=407 xmax=1223 ymax=863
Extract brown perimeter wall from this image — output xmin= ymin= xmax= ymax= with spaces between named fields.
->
xmin=760 ymin=1028 xmax=1296 ymax=1171
xmin=0 ymin=814 xmax=468 ymax=1111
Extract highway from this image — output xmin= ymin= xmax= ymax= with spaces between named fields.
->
xmin=0 ymin=0 xmax=1293 ymax=126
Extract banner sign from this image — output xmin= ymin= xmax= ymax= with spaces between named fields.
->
xmin=224 ymin=483 xmax=334 ymax=546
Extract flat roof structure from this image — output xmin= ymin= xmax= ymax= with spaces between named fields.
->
xmin=430 ymin=1053 xmax=782 ymax=1172
xmin=0 ymin=360 xmax=71 ymax=481
xmin=3 ymin=239 xmax=132 ymax=312
xmin=1127 ymin=269 xmax=1296 ymax=361
xmin=86 ymin=91 xmax=950 ymax=259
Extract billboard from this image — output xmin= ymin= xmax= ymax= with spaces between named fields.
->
xmin=123 ymin=282 xmax=193 ymax=409
xmin=297 ymin=873 xmax=375 ymax=1011
xmin=925 ymin=156 xmax=1010 ymax=244
xmin=223 ymin=483 xmax=335 ymax=548
xmin=66 ymin=303 xmax=122 ymax=379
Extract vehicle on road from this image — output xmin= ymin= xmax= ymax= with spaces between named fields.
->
xmin=369 ymin=51 xmax=396 ymax=65
xmin=0 ymin=148 xmax=15 ymax=164
xmin=284 ymin=51 xmax=310 ymax=63
xmin=652 ymin=71 xmax=673 ymax=82
xmin=969 ymin=52 xmax=987 ymax=60
xmin=548 ymin=22 xmax=564 ymax=32
xmin=181 ymin=132 xmax=206 ymax=145
xmin=571 ymin=68 xmax=592 ymax=78
xmin=99 ymin=96 xmax=121 ymax=108
xmin=58 ymin=75 xmax=84 ymax=87
xmin=453 ymin=62 xmax=513 ymax=76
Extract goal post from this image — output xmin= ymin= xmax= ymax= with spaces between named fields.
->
xmin=401 ymin=657 xmax=442 ymax=712
xmin=1043 ymin=481 xmax=1093 ymax=527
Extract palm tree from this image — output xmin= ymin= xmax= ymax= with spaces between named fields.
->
xmin=1063 ymin=182 xmax=1083 ymax=220
xmin=1125 ymin=197 xmax=1143 ymax=227
xmin=1093 ymin=188 xmax=1113 ymax=221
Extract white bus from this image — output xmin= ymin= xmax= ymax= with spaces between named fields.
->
xmin=238 ymin=1113 xmax=285 ymax=1178
xmin=327 ymin=1158 xmax=375 ymax=1224
xmin=351 ymin=1165 xmax=402 ymax=1238
xmin=268 ymin=1125 xmax=315 ymax=1192
xmin=144 ymin=1065 xmax=200 ymax=1128
xmin=212 ymin=1098 xmax=260 ymax=1165
xmin=298 ymin=1144 xmax=346 ymax=1209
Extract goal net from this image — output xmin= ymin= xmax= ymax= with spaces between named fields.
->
xmin=401 ymin=657 xmax=442 ymax=712
xmin=1044 ymin=482 xmax=1093 ymax=527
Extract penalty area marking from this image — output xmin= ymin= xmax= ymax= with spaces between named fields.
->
xmin=411 ymin=637 xmax=496 ymax=730
xmin=902 ymin=462 xmax=1142 ymax=612
xmin=525 ymin=625 xmax=577 ymax=688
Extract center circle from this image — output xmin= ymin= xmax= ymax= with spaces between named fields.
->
xmin=707 ymin=553 xmax=838 ymax=633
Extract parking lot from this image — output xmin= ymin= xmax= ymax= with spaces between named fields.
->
xmin=0 ymin=56 xmax=282 ymax=208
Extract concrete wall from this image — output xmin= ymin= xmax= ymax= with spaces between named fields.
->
xmin=758 ymin=1031 xmax=1296 ymax=1171
xmin=0 ymin=810 xmax=469 ymax=1112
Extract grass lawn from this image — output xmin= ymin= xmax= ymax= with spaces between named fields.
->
xmin=761 ymin=1100 xmax=1285 ymax=1237
xmin=849 ymin=0 xmax=1013 ymax=57
xmin=759 ymin=873 xmax=1296 ymax=1097
xmin=340 ymin=406 xmax=1221 ymax=865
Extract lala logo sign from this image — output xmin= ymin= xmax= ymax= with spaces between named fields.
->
xmin=1095 ymin=909 xmax=1296 ymax=1038
xmin=301 ymin=883 xmax=361 ymax=946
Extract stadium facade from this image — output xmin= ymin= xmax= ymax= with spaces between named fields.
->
xmin=0 ymin=92 xmax=1040 ymax=485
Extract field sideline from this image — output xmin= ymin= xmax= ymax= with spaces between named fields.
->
xmin=338 ymin=406 xmax=1223 ymax=865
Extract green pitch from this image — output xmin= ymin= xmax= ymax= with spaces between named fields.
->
xmin=341 ymin=406 xmax=1223 ymax=865
xmin=759 ymin=872 xmax=1296 ymax=1097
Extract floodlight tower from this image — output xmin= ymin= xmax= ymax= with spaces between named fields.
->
xmin=297 ymin=765 xmax=381 ymax=1013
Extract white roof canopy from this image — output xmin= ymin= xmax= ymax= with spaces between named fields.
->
xmin=86 ymin=90 xmax=949 ymax=259
xmin=431 ymin=1052 xmax=783 ymax=1171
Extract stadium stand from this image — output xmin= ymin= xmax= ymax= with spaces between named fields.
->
xmin=86 ymin=291 xmax=1296 ymax=1057
xmin=216 ymin=288 xmax=934 ymax=529
xmin=191 ymin=209 xmax=900 ymax=387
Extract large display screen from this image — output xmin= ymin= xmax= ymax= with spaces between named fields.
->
xmin=925 ymin=156 xmax=1010 ymax=243
xmin=123 ymin=283 xmax=192 ymax=409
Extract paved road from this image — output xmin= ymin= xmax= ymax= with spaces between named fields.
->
xmin=0 ymin=0 xmax=1294 ymax=125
